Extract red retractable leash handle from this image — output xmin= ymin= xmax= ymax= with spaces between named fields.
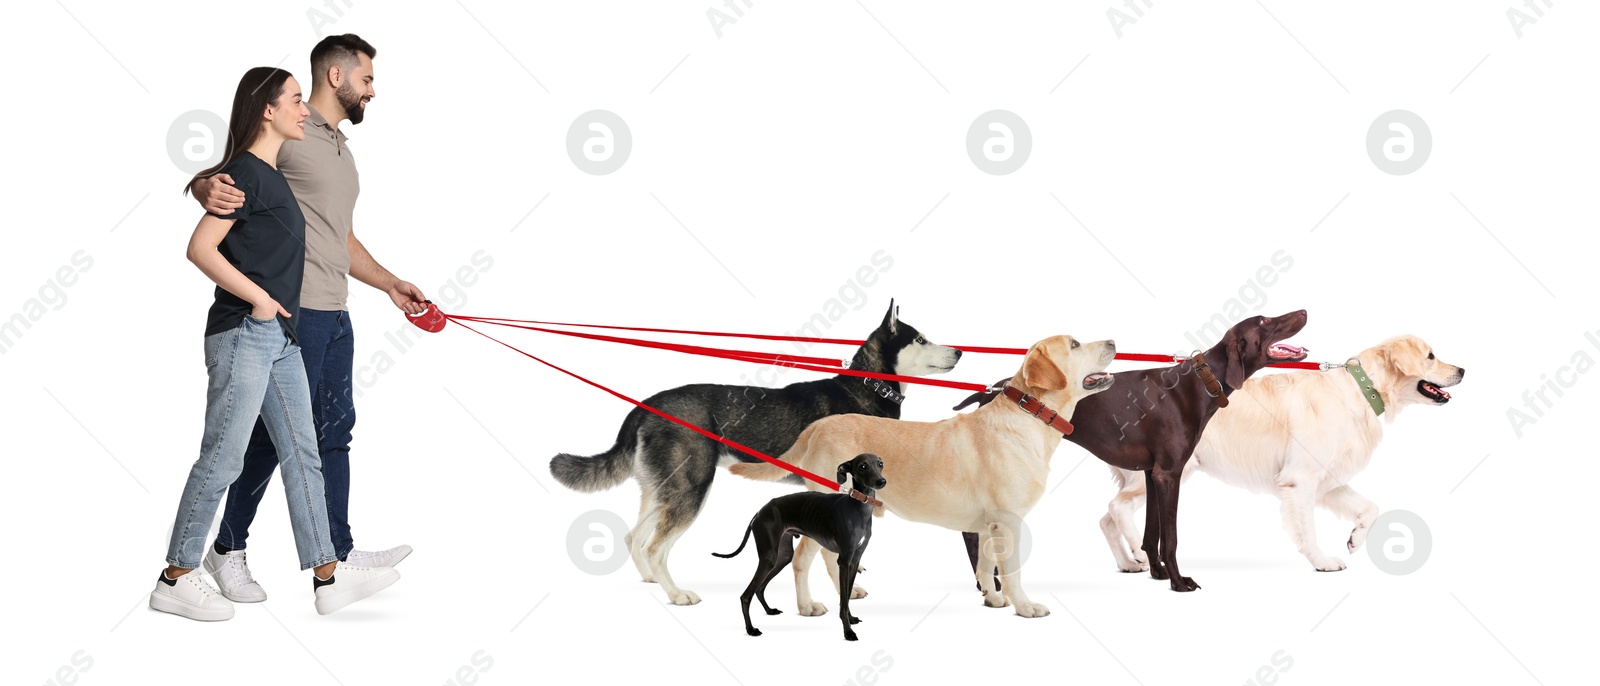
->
xmin=407 ymin=300 xmax=448 ymax=332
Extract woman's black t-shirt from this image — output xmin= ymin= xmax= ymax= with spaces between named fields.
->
xmin=202 ymin=151 xmax=306 ymax=343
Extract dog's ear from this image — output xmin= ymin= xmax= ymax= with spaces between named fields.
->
xmin=1375 ymin=337 xmax=1418 ymax=379
xmin=1224 ymin=332 xmax=1249 ymax=390
xmin=881 ymin=298 xmax=898 ymax=334
xmin=1372 ymin=342 xmax=1397 ymax=380
xmin=1022 ymin=340 xmax=1068 ymax=391
xmin=836 ymin=462 xmax=852 ymax=489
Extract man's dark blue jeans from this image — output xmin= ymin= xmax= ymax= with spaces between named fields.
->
xmin=217 ymin=308 xmax=357 ymax=559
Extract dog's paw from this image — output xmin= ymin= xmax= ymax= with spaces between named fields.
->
xmin=667 ymin=589 xmax=702 ymax=605
xmin=765 ymin=608 xmax=782 ymax=616
xmin=798 ymin=601 xmax=829 ymax=617
xmin=1348 ymin=527 xmax=1369 ymax=553
xmin=1118 ymin=550 xmax=1150 ymax=572
xmin=747 ymin=627 xmax=762 ymax=637
xmin=1149 ymin=564 xmax=1169 ymax=581
xmin=982 ymin=591 xmax=1010 ymax=609
xmin=1169 ymin=576 xmax=1201 ymax=592
xmin=848 ymin=616 xmax=862 ymax=625
xmin=1313 ymin=557 xmax=1348 ymax=572
xmin=1012 ymin=601 xmax=1051 ymax=618
xmin=844 ymin=630 xmax=859 ymax=641
xmin=850 ymin=585 xmax=869 ymax=600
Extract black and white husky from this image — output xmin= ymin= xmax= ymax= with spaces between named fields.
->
xmin=550 ymin=301 xmax=961 ymax=605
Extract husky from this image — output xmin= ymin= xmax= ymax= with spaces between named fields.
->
xmin=550 ymin=301 xmax=961 ymax=605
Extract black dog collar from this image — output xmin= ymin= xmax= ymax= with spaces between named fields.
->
xmin=862 ymin=377 xmax=905 ymax=404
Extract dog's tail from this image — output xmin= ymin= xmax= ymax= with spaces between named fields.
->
xmin=711 ymin=515 xmax=759 ymax=559
xmin=549 ymin=408 xmax=642 ymax=492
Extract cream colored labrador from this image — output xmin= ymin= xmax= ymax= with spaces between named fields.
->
xmin=1101 ymin=335 xmax=1464 ymax=572
xmin=730 ymin=335 xmax=1116 ymax=618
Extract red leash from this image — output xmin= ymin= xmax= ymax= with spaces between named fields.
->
xmin=407 ymin=303 xmax=1315 ymax=497
xmin=454 ymin=315 xmax=864 ymax=347
xmin=444 ymin=313 xmax=993 ymax=393
xmin=445 ymin=316 xmax=848 ymax=492
xmin=448 ymin=314 xmax=844 ymax=368
xmin=443 ymin=313 xmax=1320 ymax=370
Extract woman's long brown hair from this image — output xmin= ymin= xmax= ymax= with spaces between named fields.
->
xmin=183 ymin=66 xmax=294 ymax=195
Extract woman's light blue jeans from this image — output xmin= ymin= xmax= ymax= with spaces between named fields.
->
xmin=165 ymin=315 xmax=339 ymax=570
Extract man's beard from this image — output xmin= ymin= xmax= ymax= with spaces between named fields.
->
xmin=337 ymin=81 xmax=366 ymax=125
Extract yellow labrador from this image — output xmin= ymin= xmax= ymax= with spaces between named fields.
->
xmin=730 ymin=335 xmax=1116 ymax=618
xmin=1101 ymin=335 xmax=1464 ymax=572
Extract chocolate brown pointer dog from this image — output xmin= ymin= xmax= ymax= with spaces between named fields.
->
xmin=714 ymin=454 xmax=885 ymax=641
xmin=958 ymin=311 xmax=1309 ymax=592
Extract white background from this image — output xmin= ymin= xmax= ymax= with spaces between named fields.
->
xmin=3 ymin=1 xmax=1596 ymax=684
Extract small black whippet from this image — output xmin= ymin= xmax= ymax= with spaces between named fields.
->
xmin=713 ymin=454 xmax=886 ymax=641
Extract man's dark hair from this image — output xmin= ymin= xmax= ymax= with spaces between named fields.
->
xmin=309 ymin=34 xmax=377 ymax=86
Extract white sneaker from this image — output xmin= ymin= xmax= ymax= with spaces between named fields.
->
xmin=344 ymin=545 xmax=413 ymax=569
xmin=204 ymin=547 xmax=267 ymax=603
xmin=149 ymin=570 xmax=234 ymax=621
xmin=313 ymin=563 xmax=400 ymax=615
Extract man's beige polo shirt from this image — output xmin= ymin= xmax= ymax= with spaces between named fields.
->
xmin=277 ymin=104 xmax=358 ymax=311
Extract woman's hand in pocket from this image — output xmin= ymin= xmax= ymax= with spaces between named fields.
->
xmin=251 ymin=299 xmax=291 ymax=321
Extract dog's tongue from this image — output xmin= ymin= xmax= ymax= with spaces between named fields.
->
xmin=1424 ymin=381 xmax=1452 ymax=400
xmin=1268 ymin=343 xmax=1307 ymax=359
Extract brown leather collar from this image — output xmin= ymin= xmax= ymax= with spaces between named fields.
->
xmin=1001 ymin=384 xmax=1075 ymax=437
xmin=846 ymin=488 xmax=883 ymax=508
xmin=1190 ymin=352 xmax=1229 ymax=408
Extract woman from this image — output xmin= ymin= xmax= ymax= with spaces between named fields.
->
xmin=152 ymin=67 xmax=399 ymax=620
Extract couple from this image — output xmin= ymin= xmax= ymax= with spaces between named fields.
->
xmin=153 ymin=34 xmax=423 ymax=620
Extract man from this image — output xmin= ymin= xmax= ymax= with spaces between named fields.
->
xmin=191 ymin=34 xmax=420 ymax=602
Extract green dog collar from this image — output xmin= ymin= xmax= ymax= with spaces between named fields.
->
xmin=1346 ymin=362 xmax=1384 ymax=417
